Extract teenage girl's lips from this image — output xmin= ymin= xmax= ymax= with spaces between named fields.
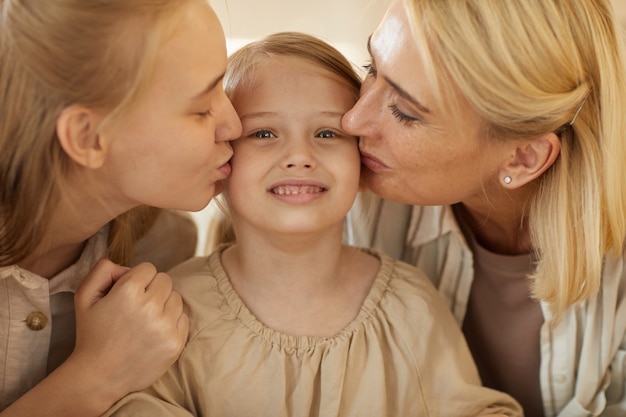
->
xmin=360 ymin=150 xmax=388 ymax=172
xmin=218 ymin=161 xmax=232 ymax=178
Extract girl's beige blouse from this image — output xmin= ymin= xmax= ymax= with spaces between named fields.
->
xmin=105 ymin=245 xmax=521 ymax=417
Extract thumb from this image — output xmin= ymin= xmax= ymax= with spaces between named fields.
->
xmin=75 ymin=258 xmax=130 ymax=313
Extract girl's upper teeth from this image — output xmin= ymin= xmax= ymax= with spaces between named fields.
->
xmin=273 ymin=185 xmax=323 ymax=195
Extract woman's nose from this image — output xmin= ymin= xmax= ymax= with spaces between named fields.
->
xmin=342 ymin=81 xmax=379 ymax=138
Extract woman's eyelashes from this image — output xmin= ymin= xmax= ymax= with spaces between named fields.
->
xmin=362 ymin=62 xmax=376 ymax=78
xmin=389 ymin=104 xmax=420 ymax=125
xmin=362 ymin=61 xmax=421 ymax=126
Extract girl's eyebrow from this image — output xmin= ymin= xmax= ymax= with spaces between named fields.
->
xmin=241 ymin=111 xmax=345 ymax=120
xmin=366 ymin=35 xmax=430 ymax=114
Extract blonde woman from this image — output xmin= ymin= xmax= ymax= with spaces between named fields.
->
xmin=344 ymin=0 xmax=626 ymax=415
xmin=0 ymin=0 xmax=241 ymax=416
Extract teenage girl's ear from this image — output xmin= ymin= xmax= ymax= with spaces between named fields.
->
xmin=499 ymin=132 xmax=561 ymax=188
xmin=56 ymin=105 xmax=108 ymax=169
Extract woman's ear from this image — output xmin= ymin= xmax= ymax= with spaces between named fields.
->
xmin=56 ymin=105 xmax=107 ymax=169
xmin=499 ymin=132 xmax=561 ymax=188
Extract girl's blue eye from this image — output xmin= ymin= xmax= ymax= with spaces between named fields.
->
xmin=254 ymin=130 xmax=275 ymax=139
xmin=316 ymin=130 xmax=336 ymax=139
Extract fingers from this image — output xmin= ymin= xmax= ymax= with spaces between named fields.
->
xmin=71 ymin=261 xmax=189 ymax=395
xmin=177 ymin=312 xmax=190 ymax=342
xmin=163 ymin=290 xmax=190 ymax=344
xmin=113 ymin=262 xmax=160 ymax=292
xmin=75 ymin=259 xmax=129 ymax=313
xmin=101 ymin=262 xmax=188 ymax=345
xmin=144 ymin=271 xmax=175 ymax=308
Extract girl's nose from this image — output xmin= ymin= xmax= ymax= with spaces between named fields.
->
xmin=282 ymin=140 xmax=317 ymax=170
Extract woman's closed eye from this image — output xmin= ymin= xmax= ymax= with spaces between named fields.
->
xmin=362 ymin=62 xmax=376 ymax=78
xmin=362 ymin=61 xmax=421 ymax=126
xmin=389 ymin=104 xmax=420 ymax=125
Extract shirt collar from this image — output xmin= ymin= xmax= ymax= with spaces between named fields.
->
xmin=0 ymin=225 xmax=110 ymax=294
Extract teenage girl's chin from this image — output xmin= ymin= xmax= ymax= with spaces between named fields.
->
xmin=183 ymin=181 xmax=223 ymax=212
xmin=213 ymin=180 xmax=226 ymax=196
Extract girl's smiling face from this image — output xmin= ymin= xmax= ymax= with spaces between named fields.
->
xmin=225 ymin=58 xmax=360 ymax=236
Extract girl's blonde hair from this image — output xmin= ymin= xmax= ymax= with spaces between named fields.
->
xmin=205 ymin=32 xmax=362 ymax=253
xmin=405 ymin=0 xmax=626 ymax=317
xmin=224 ymin=31 xmax=361 ymax=102
xmin=0 ymin=0 xmax=204 ymax=265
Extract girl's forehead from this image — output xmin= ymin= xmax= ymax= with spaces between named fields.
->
xmin=278 ymin=55 xmax=358 ymax=88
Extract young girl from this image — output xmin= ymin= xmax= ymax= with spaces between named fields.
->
xmin=0 ymin=1 xmax=241 ymax=416
xmin=105 ymin=32 xmax=521 ymax=416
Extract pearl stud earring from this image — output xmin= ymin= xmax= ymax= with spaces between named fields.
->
xmin=504 ymin=176 xmax=512 ymax=184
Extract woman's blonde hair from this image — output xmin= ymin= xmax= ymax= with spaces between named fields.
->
xmin=205 ymin=32 xmax=362 ymax=253
xmin=405 ymin=0 xmax=626 ymax=317
xmin=0 ymin=0 xmax=206 ymax=266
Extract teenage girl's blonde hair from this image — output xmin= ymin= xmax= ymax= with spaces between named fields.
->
xmin=205 ymin=32 xmax=362 ymax=253
xmin=0 ymin=0 xmax=205 ymax=266
xmin=404 ymin=0 xmax=626 ymax=317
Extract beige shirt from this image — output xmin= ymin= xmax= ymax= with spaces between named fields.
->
xmin=0 ymin=209 xmax=197 ymax=410
xmin=105 ymin=245 xmax=522 ymax=417
xmin=345 ymin=194 xmax=626 ymax=417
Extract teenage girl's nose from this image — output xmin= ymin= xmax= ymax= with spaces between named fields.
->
xmin=215 ymin=93 xmax=243 ymax=142
xmin=282 ymin=138 xmax=317 ymax=170
xmin=341 ymin=80 xmax=380 ymax=138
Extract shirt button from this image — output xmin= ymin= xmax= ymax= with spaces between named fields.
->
xmin=26 ymin=311 xmax=48 ymax=331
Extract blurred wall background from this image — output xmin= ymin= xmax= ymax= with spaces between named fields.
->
xmin=211 ymin=0 xmax=392 ymax=65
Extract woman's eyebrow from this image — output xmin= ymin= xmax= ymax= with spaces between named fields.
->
xmin=366 ymin=35 xmax=430 ymax=114
xmin=192 ymin=73 xmax=225 ymax=100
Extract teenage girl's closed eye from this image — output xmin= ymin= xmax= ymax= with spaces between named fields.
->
xmin=196 ymin=110 xmax=212 ymax=119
